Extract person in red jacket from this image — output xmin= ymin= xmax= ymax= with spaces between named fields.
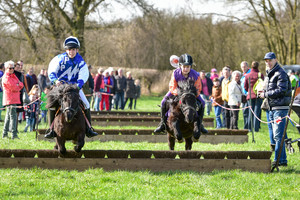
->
xmin=2 ymin=60 xmax=24 ymax=139
xmin=244 ymin=61 xmax=264 ymax=132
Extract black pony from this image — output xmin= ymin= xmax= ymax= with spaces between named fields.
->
xmin=46 ymin=84 xmax=86 ymax=154
xmin=166 ymin=79 xmax=202 ymax=150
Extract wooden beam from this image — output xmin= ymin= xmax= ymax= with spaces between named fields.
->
xmin=0 ymin=158 xmax=271 ymax=173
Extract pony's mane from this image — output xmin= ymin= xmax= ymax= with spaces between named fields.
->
xmin=46 ymin=84 xmax=79 ymax=108
xmin=177 ymin=78 xmax=197 ymax=97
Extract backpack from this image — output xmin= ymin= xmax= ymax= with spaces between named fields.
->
xmin=253 ymin=72 xmax=264 ymax=95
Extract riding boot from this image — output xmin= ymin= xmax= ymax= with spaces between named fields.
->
xmin=44 ymin=109 xmax=57 ymax=139
xmin=198 ymin=103 xmax=208 ymax=134
xmin=84 ymin=109 xmax=98 ymax=138
xmin=154 ymin=101 xmax=168 ymax=133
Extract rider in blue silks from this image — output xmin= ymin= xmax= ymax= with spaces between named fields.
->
xmin=154 ymin=53 xmax=208 ymax=135
xmin=44 ymin=36 xmax=98 ymax=139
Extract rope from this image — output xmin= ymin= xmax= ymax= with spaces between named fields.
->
xmin=211 ymin=98 xmax=297 ymax=125
xmin=0 ymin=97 xmax=41 ymax=110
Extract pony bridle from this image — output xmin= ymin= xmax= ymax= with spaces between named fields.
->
xmin=179 ymin=92 xmax=197 ymax=113
xmin=61 ymin=92 xmax=79 ymax=114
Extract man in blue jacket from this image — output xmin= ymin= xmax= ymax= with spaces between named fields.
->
xmin=258 ymin=52 xmax=292 ymax=167
xmin=44 ymin=36 xmax=98 ymax=139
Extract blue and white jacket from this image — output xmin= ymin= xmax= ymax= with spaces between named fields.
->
xmin=48 ymin=52 xmax=89 ymax=89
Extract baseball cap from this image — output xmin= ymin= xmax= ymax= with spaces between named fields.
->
xmin=211 ymin=68 xmax=217 ymax=72
xmin=264 ymin=52 xmax=276 ymax=60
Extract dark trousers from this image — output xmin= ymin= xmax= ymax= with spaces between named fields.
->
xmin=230 ymin=105 xmax=239 ymax=129
xmin=224 ymin=101 xmax=231 ymax=129
xmin=242 ymin=102 xmax=249 ymax=129
xmin=248 ymin=98 xmax=263 ymax=132
xmin=125 ymin=98 xmax=133 ymax=109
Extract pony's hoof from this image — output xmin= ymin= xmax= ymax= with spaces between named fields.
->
xmin=192 ymin=137 xmax=199 ymax=142
xmin=177 ymin=139 xmax=184 ymax=143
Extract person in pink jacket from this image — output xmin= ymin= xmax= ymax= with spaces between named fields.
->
xmin=2 ymin=60 xmax=24 ymax=139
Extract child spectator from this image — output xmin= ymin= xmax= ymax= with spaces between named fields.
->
xmin=211 ymin=78 xmax=223 ymax=129
xmin=134 ymin=79 xmax=141 ymax=109
xmin=39 ymin=86 xmax=50 ymax=124
xmin=24 ymin=85 xmax=39 ymax=132
xmin=100 ymin=70 xmax=112 ymax=111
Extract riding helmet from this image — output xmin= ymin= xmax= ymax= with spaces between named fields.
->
xmin=64 ymin=36 xmax=80 ymax=49
xmin=179 ymin=53 xmax=193 ymax=66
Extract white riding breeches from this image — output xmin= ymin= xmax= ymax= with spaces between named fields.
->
xmin=79 ymin=89 xmax=89 ymax=109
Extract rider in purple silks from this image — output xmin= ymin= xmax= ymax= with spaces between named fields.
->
xmin=154 ymin=53 xmax=207 ymax=134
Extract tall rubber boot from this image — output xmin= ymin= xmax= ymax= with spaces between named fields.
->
xmin=84 ymin=109 xmax=98 ymax=138
xmin=154 ymin=101 xmax=168 ymax=133
xmin=44 ymin=109 xmax=57 ymax=138
xmin=198 ymin=103 xmax=208 ymax=134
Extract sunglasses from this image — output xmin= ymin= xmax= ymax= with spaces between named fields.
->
xmin=9 ymin=67 xmax=14 ymax=70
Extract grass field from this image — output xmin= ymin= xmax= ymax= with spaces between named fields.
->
xmin=0 ymin=96 xmax=300 ymax=199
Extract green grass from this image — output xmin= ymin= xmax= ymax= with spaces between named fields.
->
xmin=0 ymin=95 xmax=300 ymax=199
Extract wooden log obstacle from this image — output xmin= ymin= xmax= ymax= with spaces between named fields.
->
xmin=37 ymin=129 xmax=249 ymax=144
xmin=91 ymin=111 xmax=160 ymax=117
xmin=91 ymin=115 xmax=215 ymax=127
xmin=0 ymin=149 xmax=272 ymax=173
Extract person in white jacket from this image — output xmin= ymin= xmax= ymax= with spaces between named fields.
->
xmin=228 ymin=70 xmax=242 ymax=129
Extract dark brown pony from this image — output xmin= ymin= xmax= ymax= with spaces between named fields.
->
xmin=166 ymin=79 xmax=201 ymax=150
xmin=46 ymin=84 xmax=86 ymax=154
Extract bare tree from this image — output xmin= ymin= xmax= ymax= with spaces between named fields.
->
xmin=50 ymin=0 xmax=155 ymax=58
xmin=0 ymin=0 xmax=41 ymax=61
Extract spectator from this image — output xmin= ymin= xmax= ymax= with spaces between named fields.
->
xmin=289 ymin=70 xmax=299 ymax=90
xmin=124 ymin=71 xmax=136 ymax=110
xmin=44 ymin=70 xmax=51 ymax=87
xmin=134 ymin=79 xmax=141 ymax=109
xmin=200 ymin=70 xmax=213 ymax=116
xmin=108 ymin=67 xmax=116 ymax=111
xmin=0 ymin=63 xmax=4 ymax=121
xmin=93 ymin=68 xmax=104 ymax=111
xmin=228 ymin=70 xmax=242 ymax=129
xmin=26 ymin=68 xmax=35 ymax=92
xmin=240 ymin=61 xmax=251 ymax=130
xmin=210 ymin=68 xmax=219 ymax=81
xmin=114 ymin=68 xmax=127 ymax=110
xmin=221 ymin=66 xmax=231 ymax=129
xmin=37 ymin=69 xmax=47 ymax=94
xmin=39 ymin=86 xmax=50 ymax=124
xmin=2 ymin=60 xmax=24 ymax=139
xmin=24 ymin=85 xmax=39 ymax=132
xmin=100 ymin=70 xmax=112 ymax=111
xmin=210 ymin=78 xmax=223 ymax=129
xmin=244 ymin=61 xmax=264 ymax=132
xmin=258 ymin=52 xmax=292 ymax=167
xmin=14 ymin=62 xmax=28 ymax=125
